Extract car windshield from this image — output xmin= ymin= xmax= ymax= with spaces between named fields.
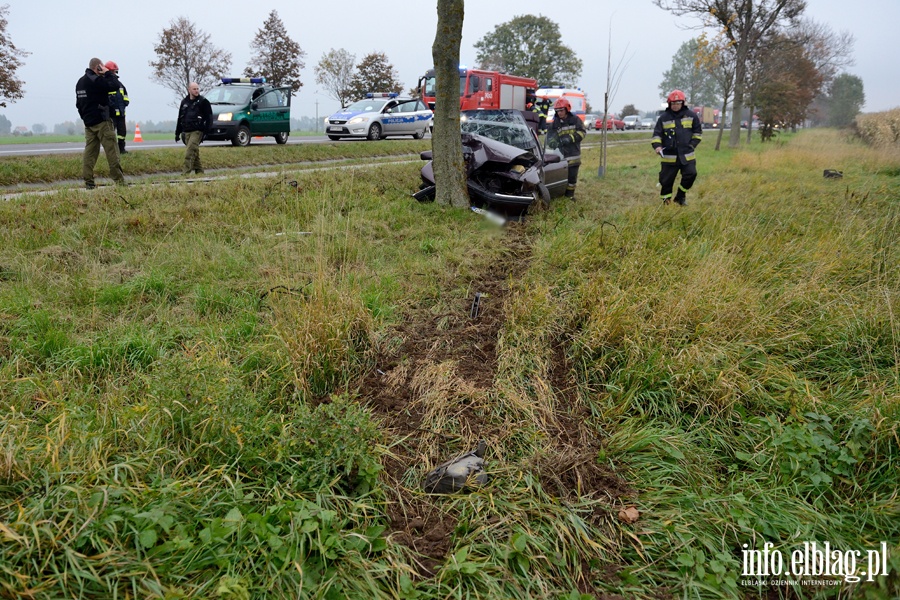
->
xmin=344 ymin=99 xmax=388 ymax=113
xmin=460 ymin=110 xmax=538 ymax=153
xmin=205 ymin=86 xmax=254 ymax=105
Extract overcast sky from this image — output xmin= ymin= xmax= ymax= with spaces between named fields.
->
xmin=2 ymin=0 xmax=896 ymax=130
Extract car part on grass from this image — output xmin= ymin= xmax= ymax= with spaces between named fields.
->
xmin=470 ymin=292 xmax=484 ymax=319
xmin=422 ymin=440 xmax=488 ymax=494
xmin=823 ymin=169 xmax=843 ymax=179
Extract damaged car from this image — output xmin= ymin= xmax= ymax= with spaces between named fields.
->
xmin=414 ymin=109 xmax=570 ymax=218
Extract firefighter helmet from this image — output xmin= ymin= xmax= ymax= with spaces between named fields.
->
xmin=104 ymin=61 xmax=119 ymax=71
xmin=553 ymin=97 xmax=571 ymax=111
xmin=667 ymin=89 xmax=686 ymax=103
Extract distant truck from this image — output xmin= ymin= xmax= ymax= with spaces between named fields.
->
xmin=418 ymin=67 xmax=538 ymax=112
xmin=691 ymin=105 xmax=720 ymax=128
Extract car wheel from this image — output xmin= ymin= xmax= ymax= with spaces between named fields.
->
xmin=412 ymin=129 xmax=425 ymax=140
xmin=274 ymin=132 xmax=289 ymax=144
xmin=367 ymin=123 xmax=382 ymax=141
xmin=327 ymin=135 xmax=341 ymax=141
xmin=531 ymin=183 xmax=551 ymax=212
xmin=233 ymin=125 xmax=251 ymax=147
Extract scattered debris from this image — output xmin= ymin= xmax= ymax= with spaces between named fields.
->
xmin=423 ymin=440 xmax=488 ymax=494
xmin=470 ymin=292 xmax=484 ymax=319
xmin=823 ymin=169 xmax=843 ymax=179
xmin=617 ymin=506 xmax=641 ymax=524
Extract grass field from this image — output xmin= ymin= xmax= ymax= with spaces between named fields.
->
xmin=0 ymin=128 xmax=897 ymax=599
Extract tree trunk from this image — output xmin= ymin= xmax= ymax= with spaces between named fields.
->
xmin=728 ymin=43 xmax=749 ymax=148
xmin=431 ymin=0 xmax=468 ymax=208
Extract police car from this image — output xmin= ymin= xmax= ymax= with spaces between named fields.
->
xmin=204 ymin=78 xmax=292 ymax=146
xmin=325 ymin=93 xmax=432 ymax=141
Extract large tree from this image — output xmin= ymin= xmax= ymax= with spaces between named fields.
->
xmin=315 ymin=49 xmax=356 ymax=108
xmin=473 ymin=15 xmax=582 ymax=86
xmin=826 ymin=73 xmax=864 ymax=128
xmin=655 ymin=0 xmax=806 ymax=148
xmin=243 ymin=10 xmax=305 ymax=93
xmin=0 ymin=4 xmax=28 ymax=108
xmin=659 ymin=38 xmax=720 ymax=106
xmin=347 ymin=52 xmax=403 ymax=102
xmin=431 ymin=0 xmax=468 ymax=208
xmin=149 ymin=17 xmax=232 ymax=102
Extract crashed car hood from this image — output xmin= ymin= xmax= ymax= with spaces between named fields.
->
xmin=462 ymin=133 xmax=539 ymax=169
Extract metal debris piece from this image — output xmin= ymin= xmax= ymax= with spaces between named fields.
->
xmin=470 ymin=292 xmax=483 ymax=319
xmin=423 ymin=440 xmax=488 ymax=494
xmin=823 ymin=169 xmax=843 ymax=179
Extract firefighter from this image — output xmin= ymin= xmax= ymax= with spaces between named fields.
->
xmin=75 ymin=57 xmax=124 ymax=189
xmin=549 ymin=97 xmax=585 ymax=199
xmin=528 ymin=96 xmax=548 ymax=133
xmin=104 ymin=61 xmax=130 ymax=154
xmin=651 ymin=89 xmax=702 ymax=206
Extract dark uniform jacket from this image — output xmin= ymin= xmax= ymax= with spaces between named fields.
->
xmin=175 ymin=94 xmax=213 ymax=138
xmin=651 ymin=106 xmax=702 ymax=165
xmin=550 ymin=111 xmax=586 ymax=161
xmin=75 ymin=69 xmax=117 ymax=127
xmin=108 ymin=74 xmax=129 ymax=117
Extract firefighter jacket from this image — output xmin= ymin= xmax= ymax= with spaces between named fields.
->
xmin=651 ymin=106 xmax=702 ymax=165
xmin=107 ymin=74 xmax=129 ymax=117
xmin=175 ymin=94 xmax=213 ymax=137
xmin=550 ymin=111 xmax=586 ymax=161
xmin=75 ymin=69 xmax=117 ymax=127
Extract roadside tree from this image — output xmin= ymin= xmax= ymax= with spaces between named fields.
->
xmin=659 ymin=38 xmax=719 ymax=106
xmin=826 ymin=73 xmax=864 ymax=128
xmin=347 ymin=52 xmax=403 ymax=102
xmin=432 ymin=0 xmax=468 ymax=208
xmin=149 ymin=17 xmax=232 ymax=103
xmin=315 ymin=49 xmax=356 ymax=108
xmin=654 ymin=0 xmax=806 ymax=148
xmin=0 ymin=4 xmax=29 ymax=108
xmin=473 ymin=15 xmax=582 ymax=86
xmin=620 ymin=104 xmax=640 ymax=118
xmin=243 ymin=10 xmax=305 ymax=93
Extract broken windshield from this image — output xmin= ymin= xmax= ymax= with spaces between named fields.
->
xmin=459 ymin=110 xmax=538 ymax=153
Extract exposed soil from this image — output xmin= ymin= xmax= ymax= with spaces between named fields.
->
xmin=356 ymin=222 xmax=632 ymax=587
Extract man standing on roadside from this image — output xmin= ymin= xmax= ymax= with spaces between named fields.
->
xmin=549 ymin=97 xmax=586 ymax=200
xmin=75 ymin=58 xmax=125 ymax=189
xmin=175 ymin=82 xmax=213 ymax=176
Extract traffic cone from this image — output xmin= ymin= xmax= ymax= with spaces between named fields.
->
xmin=133 ymin=124 xmax=144 ymax=143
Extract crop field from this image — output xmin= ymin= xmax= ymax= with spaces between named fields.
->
xmin=0 ymin=129 xmax=897 ymax=599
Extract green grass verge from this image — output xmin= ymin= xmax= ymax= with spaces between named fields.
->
xmin=0 ymin=129 xmax=897 ymax=599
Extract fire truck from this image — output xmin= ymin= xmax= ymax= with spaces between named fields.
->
xmin=534 ymin=87 xmax=587 ymax=123
xmin=418 ymin=67 xmax=538 ymax=112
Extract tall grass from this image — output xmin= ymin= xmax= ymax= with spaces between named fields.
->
xmin=0 ymin=129 xmax=897 ymax=599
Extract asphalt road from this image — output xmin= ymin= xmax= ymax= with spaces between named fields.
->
xmin=0 ymin=128 xmax=646 ymax=158
xmin=0 ymin=135 xmax=350 ymax=157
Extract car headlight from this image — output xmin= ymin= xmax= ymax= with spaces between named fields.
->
xmin=218 ymin=112 xmax=233 ymax=122
xmin=348 ymin=116 xmax=369 ymax=125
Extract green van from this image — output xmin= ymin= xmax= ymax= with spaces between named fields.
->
xmin=204 ymin=78 xmax=292 ymax=146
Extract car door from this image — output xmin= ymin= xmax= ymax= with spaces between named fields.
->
xmin=380 ymin=100 xmax=404 ymax=136
xmin=252 ymin=88 xmax=291 ymax=135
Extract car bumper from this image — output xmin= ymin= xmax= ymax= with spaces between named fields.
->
xmin=205 ymin=121 xmax=239 ymax=141
xmin=325 ymin=121 xmax=374 ymax=137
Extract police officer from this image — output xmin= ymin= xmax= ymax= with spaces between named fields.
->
xmin=104 ymin=61 xmax=130 ymax=154
xmin=549 ymin=97 xmax=586 ymax=199
xmin=651 ymin=89 xmax=702 ymax=206
xmin=175 ymin=82 xmax=213 ymax=176
xmin=75 ymin=57 xmax=125 ymax=189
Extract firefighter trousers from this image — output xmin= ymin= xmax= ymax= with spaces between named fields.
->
xmin=83 ymin=120 xmax=124 ymax=187
xmin=112 ymin=115 xmax=127 ymax=152
xmin=659 ymin=159 xmax=697 ymax=200
xmin=565 ymin=155 xmax=581 ymax=198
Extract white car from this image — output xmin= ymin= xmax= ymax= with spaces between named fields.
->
xmin=325 ymin=93 xmax=432 ymax=140
xmin=640 ymin=117 xmax=656 ymax=130
xmin=623 ymin=115 xmax=641 ymax=130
